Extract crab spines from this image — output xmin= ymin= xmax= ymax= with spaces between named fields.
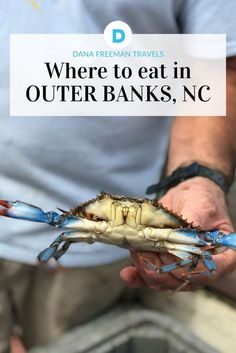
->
xmin=0 ymin=199 xmax=60 ymax=225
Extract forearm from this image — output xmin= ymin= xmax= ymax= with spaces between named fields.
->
xmin=123 ymin=58 xmax=236 ymax=290
xmin=167 ymin=57 xmax=236 ymax=186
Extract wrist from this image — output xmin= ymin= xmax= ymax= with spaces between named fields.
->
xmin=171 ymin=176 xmax=225 ymax=195
xmin=167 ymin=159 xmax=235 ymax=189
xmin=167 ymin=117 xmax=236 ymax=188
xmin=146 ymin=162 xmax=231 ymax=197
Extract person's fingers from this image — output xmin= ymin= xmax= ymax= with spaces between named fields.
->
xmin=177 ymin=250 xmax=236 ymax=288
xmin=159 ymin=252 xmax=220 ymax=287
xmin=10 ymin=336 xmax=27 ymax=353
xmin=131 ymin=251 xmax=185 ymax=290
xmin=131 ymin=250 xmax=219 ymax=291
xmin=120 ymin=266 xmax=147 ymax=288
xmin=213 ymin=250 xmax=236 ymax=277
xmin=160 ymin=251 xmax=236 ymax=288
xmin=120 ymin=266 xmax=171 ymax=291
xmin=122 ymin=253 xmax=207 ymax=292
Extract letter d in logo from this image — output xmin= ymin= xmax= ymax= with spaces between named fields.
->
xmin=112 ymin=29 xmax=125 ymax=43
xmin=104 ymin=21 xmax=132 ymax=49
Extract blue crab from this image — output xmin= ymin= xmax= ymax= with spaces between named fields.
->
xmin=0 ymin=192 xmax=236 ymax=276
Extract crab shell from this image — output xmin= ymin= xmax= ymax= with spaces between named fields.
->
xmin=53 ymin=192 xmax=207 ymax=252
xmin=67 ymin=192 xmax=194 ymax=229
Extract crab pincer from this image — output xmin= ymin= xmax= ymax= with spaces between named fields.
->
xmin=37 ymin=235 xmax=66 ymax=262
xmin=205 ymin=230 xmax=236 ymax=249
xmin=0 ymin=199 xmax=60 ymax=224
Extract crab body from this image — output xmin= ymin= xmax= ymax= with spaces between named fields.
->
xmin=1 ymin=192 xmax=236 ymax=276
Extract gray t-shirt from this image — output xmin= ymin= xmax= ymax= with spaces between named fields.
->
xmin=0 ymin=0 xmax=236 ymax=266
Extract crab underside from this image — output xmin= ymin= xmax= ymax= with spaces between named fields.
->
xmin=1 ymin=192 xmax=236 ymax=282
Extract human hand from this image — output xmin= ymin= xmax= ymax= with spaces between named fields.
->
xmin=120 ymin=177 xmax=236 ymax=291
xmin=10 ymin=336 xmax=27 ymax=353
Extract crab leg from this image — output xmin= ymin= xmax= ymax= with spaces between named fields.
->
xmin=142 ymin=250 xmax=193 ymax=274
xmin=37 ymin=234 xmax=65 ymax=261
xmin=145 ymin=227 xmax=236 ymax=252
xmin=51 ymin=240 xmax=72 ymax=261
xmin=143 ymin=249 xmax=216 ymax=275
xmin=38 ymin=231 xmax=97 ymax=262
xmin=0 ymin=199 xmax=113 ymax=261
xmin=201 ymin=251 xmax=217 ymax=272
xmin=0 ymin=199 xmax=108 ymax=230
xmin=141 ymin=227 xmax=207 ymax=246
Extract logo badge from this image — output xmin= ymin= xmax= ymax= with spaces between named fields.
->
xmin=104 ymin=21 xmax=132 ymax=49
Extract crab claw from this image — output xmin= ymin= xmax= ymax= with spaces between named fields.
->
xmin=37 ymin=235 xmax=64 ymax=262
xmin=0 ymin=199 xmax=59 ymax=224
xmin=0 ymin=200 xmax=14 ymax=215
xmin=205 ymin=230 xmax=236 ymax=250
xmin=216 ymin=232 xmax=236 ymax=250
xmin=38 ymin=247 xmax=59 ymax=262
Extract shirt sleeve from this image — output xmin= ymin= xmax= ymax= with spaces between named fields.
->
xmin=178 ymin=0 xmax=236 ymax=57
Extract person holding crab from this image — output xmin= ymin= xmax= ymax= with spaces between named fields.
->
xmin=0 ymin=1 xmax=236 ymax=352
